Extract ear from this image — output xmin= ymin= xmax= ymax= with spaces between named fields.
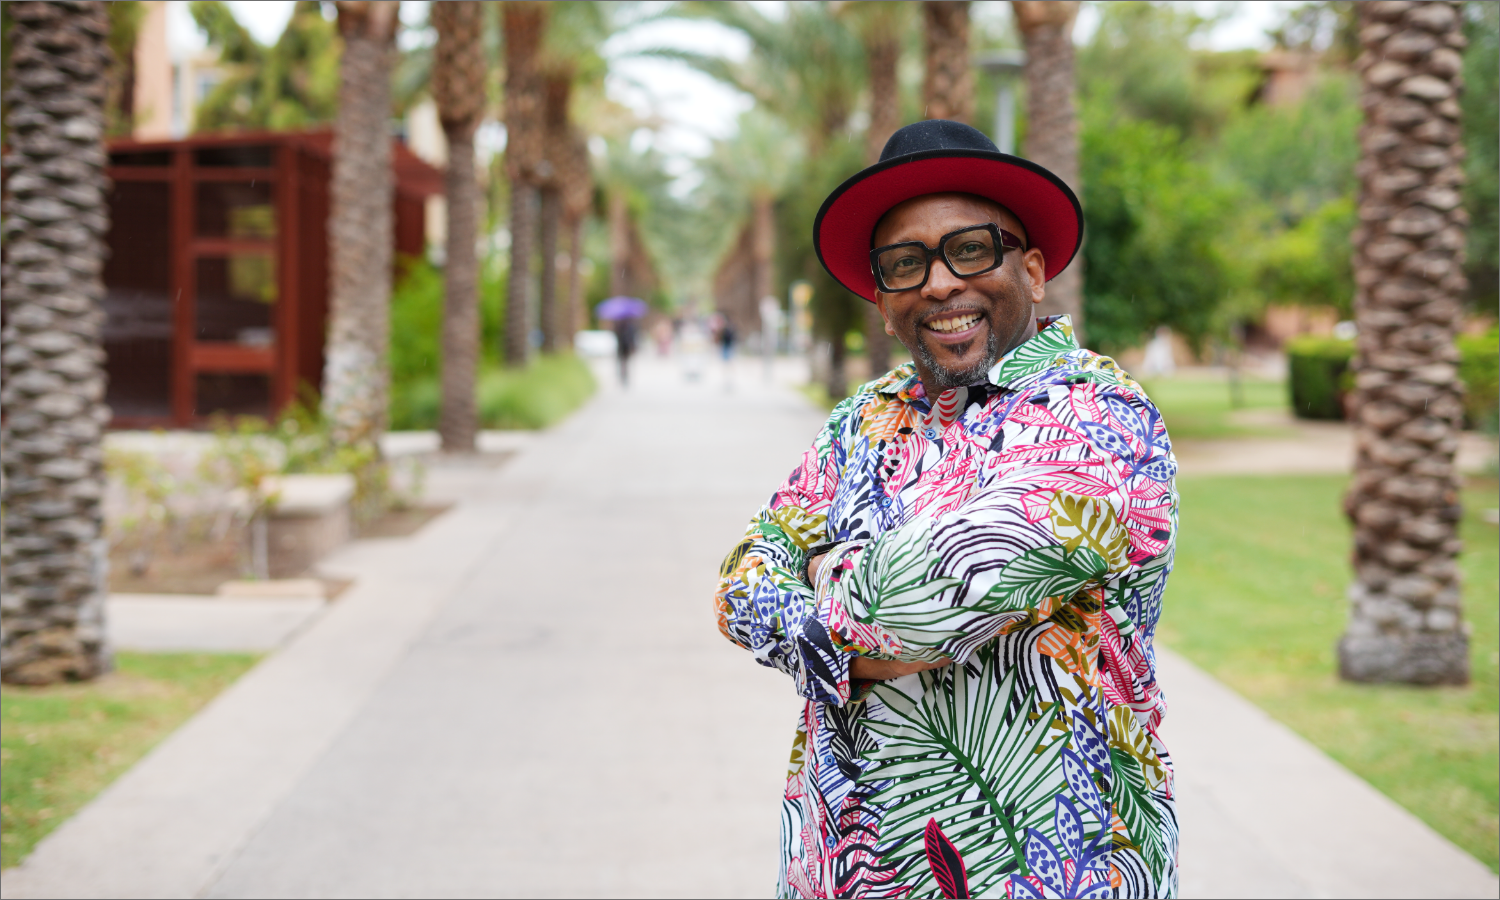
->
xmin=873 ymin=294 xmax=897 ymax=335
xmin=1023 ymin=249 xmax=1047 ymax=305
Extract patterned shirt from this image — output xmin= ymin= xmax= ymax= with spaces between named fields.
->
xmin=716 ymin=317 xmax=1179 ymax=898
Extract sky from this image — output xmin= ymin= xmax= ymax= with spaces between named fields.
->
xmin=167 ymin=0 xmax=1303 ymax=167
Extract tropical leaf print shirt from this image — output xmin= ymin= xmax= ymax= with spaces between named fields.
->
xmin=716 ymin=317 xmax=1180 ymax=899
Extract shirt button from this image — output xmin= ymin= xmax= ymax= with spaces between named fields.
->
xmin=825 ymin=835 xmax=837 ymax=849
xmin=925 ymin=428 xmax=937 ymax=439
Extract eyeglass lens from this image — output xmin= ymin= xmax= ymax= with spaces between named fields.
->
xmin=875 ymin=226 xmax=1000 ymax=290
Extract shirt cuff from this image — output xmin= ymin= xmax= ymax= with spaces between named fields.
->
xmin=797 ymin=542 xmax=868 ymax=706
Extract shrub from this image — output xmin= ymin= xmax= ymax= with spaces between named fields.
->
xmin=1286 ymin=335 xmax=1354 ymax=420
xmin=390 ymin=353 xmax=596 ymax=432
xmin=1458 ymin=325 xmax=1499 ymax=433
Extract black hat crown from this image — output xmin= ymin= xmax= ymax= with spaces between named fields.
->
xmin=879 ymin=119 xmax=1001 ymax=163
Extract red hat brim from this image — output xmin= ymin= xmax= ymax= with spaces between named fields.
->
xmin=813 ymin=150 xmax=1083 ymax=303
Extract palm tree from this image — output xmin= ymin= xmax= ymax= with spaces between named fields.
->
xmin=538 ymin=74 xmax=566 ymax=354
xmin=662 ymin=1 xmax=865 ymax=396
xmin=1 ymin=0 xmax=113 ymax=685
xmin=536 ymin=2 xmax=612 ymax=353
xmin=430 ymin=0 xmax=484 ymax=453
xmin=322 ymin=0 xmax=399 ymax=447
xmin=701 ymin=111 xmax=802 ymax=340
xmin=190 ymin=0 xmax=341 ymax=133
xmin=558 ymin=124 xmax=593 ymax=342
xmin=1338 ymin=0 xmax=1470 ymax=685
xmin=923 ymin=1 xmax=972 ymax=123
xmin=1012 ymin=0 xmax=1083 ymax=336
xmin=596 ymin=137 xmax=673 ymax=305
xmin=661 ymin=2 xmax=863 ymax=157
xmin=502 ymin=1 xmax=547 ymax=368
xmin=839 ymin=0 xmax=912 ymax=378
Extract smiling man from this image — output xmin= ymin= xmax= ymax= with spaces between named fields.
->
xmin=715 ymin=120 xmax=1181 ymax=898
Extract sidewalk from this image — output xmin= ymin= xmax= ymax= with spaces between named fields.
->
xmin=4 ymin=355 xmax=1496 ymax=898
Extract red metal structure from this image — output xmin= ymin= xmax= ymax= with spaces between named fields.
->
xmin=101 ymin=130 xmax=441 ymax=427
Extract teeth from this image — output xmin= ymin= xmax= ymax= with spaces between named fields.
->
xmin=927 ymin=313 xmax=980 ymax=334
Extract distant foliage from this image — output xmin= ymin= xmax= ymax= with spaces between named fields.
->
xmin=189 ymin=0 xmax=340 ymax=133
xmin=1074 ymin=2 xmax=1377 ymax=353
xmin=1457 ymin=326 xmax=1499 ymax=433
xmin=1463 ymin=0 xmax=1499 ymax=310
xmin=1211 ymin=74 xmax=1362 ymax=221
xmin=389 ymin=256 xmax=506 ymax=400
xmin=1078 ymin=111 xmax=1240 ymax=354
xmin=386 ymin=257 xmax=592 ymax=432
xmin=390 ymin=355 xmax=597 ymax=432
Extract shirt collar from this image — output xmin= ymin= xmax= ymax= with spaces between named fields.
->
xmin=986 ymin=315 xmax=1079 ymax=390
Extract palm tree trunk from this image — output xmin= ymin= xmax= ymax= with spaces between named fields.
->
xmin=558 ymin=126 xmax=592 ymax=348
xmin=502 ymin=1 xmax=546 ymax=368
xmin=1013 ymin=0 xmax=1083 ymax=340
xmin=565 ymin=214 xmax=585 ymax=342
xmin=1 ymin=0 xmax=113 ymax=685
xmin=439 ymin=119 xmax=479 ymax=452
xmin=864 ymin=22 xmax=900 ymax=376
xmin=827 ymin=332 xmax=849 ymax=400
xmin=324 ymin=0 xmax=398 ymax=445
xmin=538 ymin=71 xmax=572 ymax=355
xmin=1339 ymin=0 xmax=1470 ymax=685
xmin=608 ymin=191 xmax=630 ymax=297
xmin=922 ymin=1 xmax=972 ymax=123
xmin=431 ymin=0 xmax=484 ymax=453
xmin=506 ymin=182 xmax=538 ymax=367
xmin=751 ymin=195 xmax=775 ymax=316
xmin=539 ymin=186 xmax=561 ymax=353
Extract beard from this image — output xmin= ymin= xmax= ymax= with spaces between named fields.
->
xmin=910 ymin=319 xmax=1003 ymax=389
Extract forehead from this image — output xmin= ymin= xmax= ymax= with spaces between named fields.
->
xmin=872 ymin=193 xmax=1027 ymax=247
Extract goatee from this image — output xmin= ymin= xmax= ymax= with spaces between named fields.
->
xmin=913 ymin=324 xmax=1002 ymax=390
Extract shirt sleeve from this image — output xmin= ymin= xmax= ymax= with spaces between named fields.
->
xmin=714 ymin=394 xmax=861 ymax=704
xmin=815 ymin=382 xmax=1178 ymax=669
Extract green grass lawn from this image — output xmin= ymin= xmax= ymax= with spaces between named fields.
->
xmin=1 ymin=652 xmax=259 ymax=870
xmin=1136 ymin=374 xmax=1293 ymax=441
xmin=1160 ymin=475 xmax=1500 ymax=871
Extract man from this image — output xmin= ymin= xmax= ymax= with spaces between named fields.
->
xmin=715 ymin=120 xmax=1179 ymax=898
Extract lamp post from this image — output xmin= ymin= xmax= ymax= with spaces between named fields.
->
xmin=976 ymin=50 xmax=1025 ymax=155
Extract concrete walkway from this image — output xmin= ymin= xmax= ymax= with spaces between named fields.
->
xmin=4 ymin=357 xmax=1496 ymax=898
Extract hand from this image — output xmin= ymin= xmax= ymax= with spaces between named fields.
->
xmin=850 ymin=656 xmax=952 ymax=681
xmin=807 ymin=552 xmax=829 ymax=584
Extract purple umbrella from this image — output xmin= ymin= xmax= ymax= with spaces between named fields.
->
xmin=596 ymin=295 xmax=648 ymax=321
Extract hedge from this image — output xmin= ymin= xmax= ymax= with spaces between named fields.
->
xmin=1287 ymin=335 xmax=1355 ymax=420
xmin=1457 ymin=325 xmax=1499 ymax=432
xmin=1287 ymin=327 xmax=1499 ymax=428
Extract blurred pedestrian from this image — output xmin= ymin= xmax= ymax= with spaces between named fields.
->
xmin=652 ymin=317 xmax=674 ymax=357
xmin=612 ymin=315 xmax=638 ymax=387
xmin=717 ymin=318 xmax=736 ymax=361
xmin=713 ymin=120 xmax=1181 ymax=898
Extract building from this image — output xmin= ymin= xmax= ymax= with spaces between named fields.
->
xmin=102 ymin=129 xmax=443 ymax=427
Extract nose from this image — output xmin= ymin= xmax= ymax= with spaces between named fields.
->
xmin=921 ymin=257 xmax=965 ymax=301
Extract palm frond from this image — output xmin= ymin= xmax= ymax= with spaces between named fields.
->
xmin=859 ymin=650 xmax=1072 ymax=896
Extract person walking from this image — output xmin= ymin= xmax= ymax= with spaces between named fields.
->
xmin=613 ymin=314 xmax=638 ymax=387
xmin=716 ymin=314 xmax=737 ymax=391
xmin=714 ymin=120 xmax=1180 ymax=898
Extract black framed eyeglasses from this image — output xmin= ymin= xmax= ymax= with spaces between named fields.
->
xmin=869 ymin=223 xmax=1026 ymax=293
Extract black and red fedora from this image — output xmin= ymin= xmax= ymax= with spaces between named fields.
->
xmin=813 ymin=119 xmax=1083 ymax=303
